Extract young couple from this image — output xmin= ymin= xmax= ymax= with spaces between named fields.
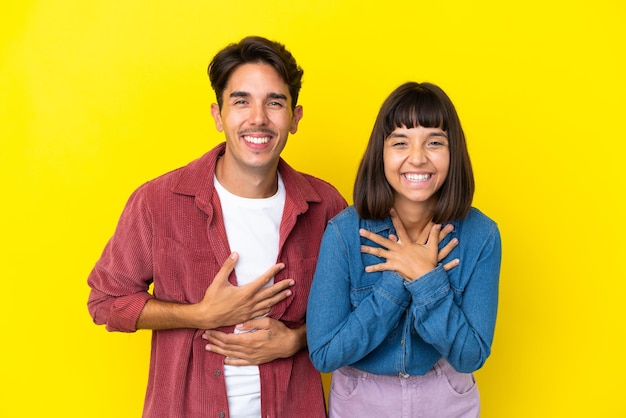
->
xmin=87 ymin=36 xmax=501 ymax=418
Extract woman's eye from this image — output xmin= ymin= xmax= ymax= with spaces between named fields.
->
xmin=428 ymin=139 xmax=448 ymax=147
xmin=387 ymin=130 xmax=410 ymax=146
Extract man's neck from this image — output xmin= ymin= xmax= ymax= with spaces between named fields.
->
xmin=215 ymin=156 xmax=279 ymax=199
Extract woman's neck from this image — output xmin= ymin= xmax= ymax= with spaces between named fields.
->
xmin=392 ymin=199 xmax=436 ymax=242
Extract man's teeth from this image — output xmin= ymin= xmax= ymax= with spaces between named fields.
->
xmin=243 ymin=136 xmax=270 ymax=144
xmin=404 ymin=173 xmax=431 ymax=182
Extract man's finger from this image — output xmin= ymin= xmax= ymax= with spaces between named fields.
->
xmin=245 ymin=263 xmax=285 ymax=293
xmin=213 ymin=252 xmax=239 ymax=285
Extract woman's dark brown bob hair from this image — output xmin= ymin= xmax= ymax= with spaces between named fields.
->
xmin=353 ymin=82 xmax=474 ymax=224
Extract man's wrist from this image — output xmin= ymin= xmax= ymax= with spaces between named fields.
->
xmin=286 ymin=325 xmax=307 ymax=357
xmin=189 ymin=301 xmax=217 ymax=330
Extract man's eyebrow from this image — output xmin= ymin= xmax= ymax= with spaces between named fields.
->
xmin=229 ymin=91 xmax=250 ymax=98
xmin=228 ymin=91 xmax=288 ymax=101
xmin=267 ymin=92 xmax=288 ymax=101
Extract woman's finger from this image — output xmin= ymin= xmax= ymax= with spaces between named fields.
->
xmin=442 ymin=258 xmax=460 ymax=272
xmin=389 ymin=208 xmax=411 ymax=244
xmin=438 ymin=237 xmax=459 ymax=261
xmin=438 ymin=223 xmax=455 ymax=243
xmin=359 ymin=228 xmax=393 ymax=248
xmin=361 ymin=245 xmax=387 ymax=259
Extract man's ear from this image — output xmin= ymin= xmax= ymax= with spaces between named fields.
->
xmin=210 ymin=103 xmax=223 ymax=132
xmin=290 ymin=105 xmax=303 ymax=134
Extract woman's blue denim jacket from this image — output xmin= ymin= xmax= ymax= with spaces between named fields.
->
xmin=307 ymin=206 xmax=501 ymax=376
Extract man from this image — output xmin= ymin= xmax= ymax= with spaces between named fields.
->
xmin=87 ymin=36 xmax=347 ymax=418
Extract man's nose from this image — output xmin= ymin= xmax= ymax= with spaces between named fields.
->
xmin=249 ymin=104 xmax=268 ymax=125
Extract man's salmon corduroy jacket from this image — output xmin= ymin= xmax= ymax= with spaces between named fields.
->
xmin=87 ymin=142 xmax=347 ymax=417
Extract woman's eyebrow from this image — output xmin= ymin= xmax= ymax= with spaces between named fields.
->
xmin=387 ymin=131 xmax=408 ymax=138
xmin=429 ymin=131 xmax=449 ymax=138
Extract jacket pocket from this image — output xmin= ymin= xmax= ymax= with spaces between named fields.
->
xmin=154 ymin=236 xmax=218 ymax=303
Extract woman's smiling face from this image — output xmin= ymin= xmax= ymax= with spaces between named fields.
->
xmin=383 ymin=125 xmax=450 ymax=209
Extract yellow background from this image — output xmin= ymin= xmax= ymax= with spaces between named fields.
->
xmin=2 ymin=1 xmax=625 ymax=417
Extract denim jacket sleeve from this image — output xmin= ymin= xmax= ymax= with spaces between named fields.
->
xmin=406 ymin=220 xmax=502 ymax=373
xmin=306 ymin=218 xmax=412 ymax=373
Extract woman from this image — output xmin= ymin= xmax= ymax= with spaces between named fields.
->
xmin=306 ymin=82 xmax=501 ymax=417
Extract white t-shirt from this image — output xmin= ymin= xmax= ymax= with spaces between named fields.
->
xmin=214 ymin=174 xmax=285 ymax=418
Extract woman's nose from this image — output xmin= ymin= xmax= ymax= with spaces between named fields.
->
xmin=408 ymin=145 xmax=427 ymax=164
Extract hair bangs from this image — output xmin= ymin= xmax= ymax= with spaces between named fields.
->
xmin=384 ymin=88 xmax=449 ymax=135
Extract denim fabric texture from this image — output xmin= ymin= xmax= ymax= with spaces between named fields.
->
xmin=307 ymin=205 xmax=501 ymax=376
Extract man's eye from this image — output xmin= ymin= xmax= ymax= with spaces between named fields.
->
xmin=268 ymin=101 xmax=284 ymax=107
